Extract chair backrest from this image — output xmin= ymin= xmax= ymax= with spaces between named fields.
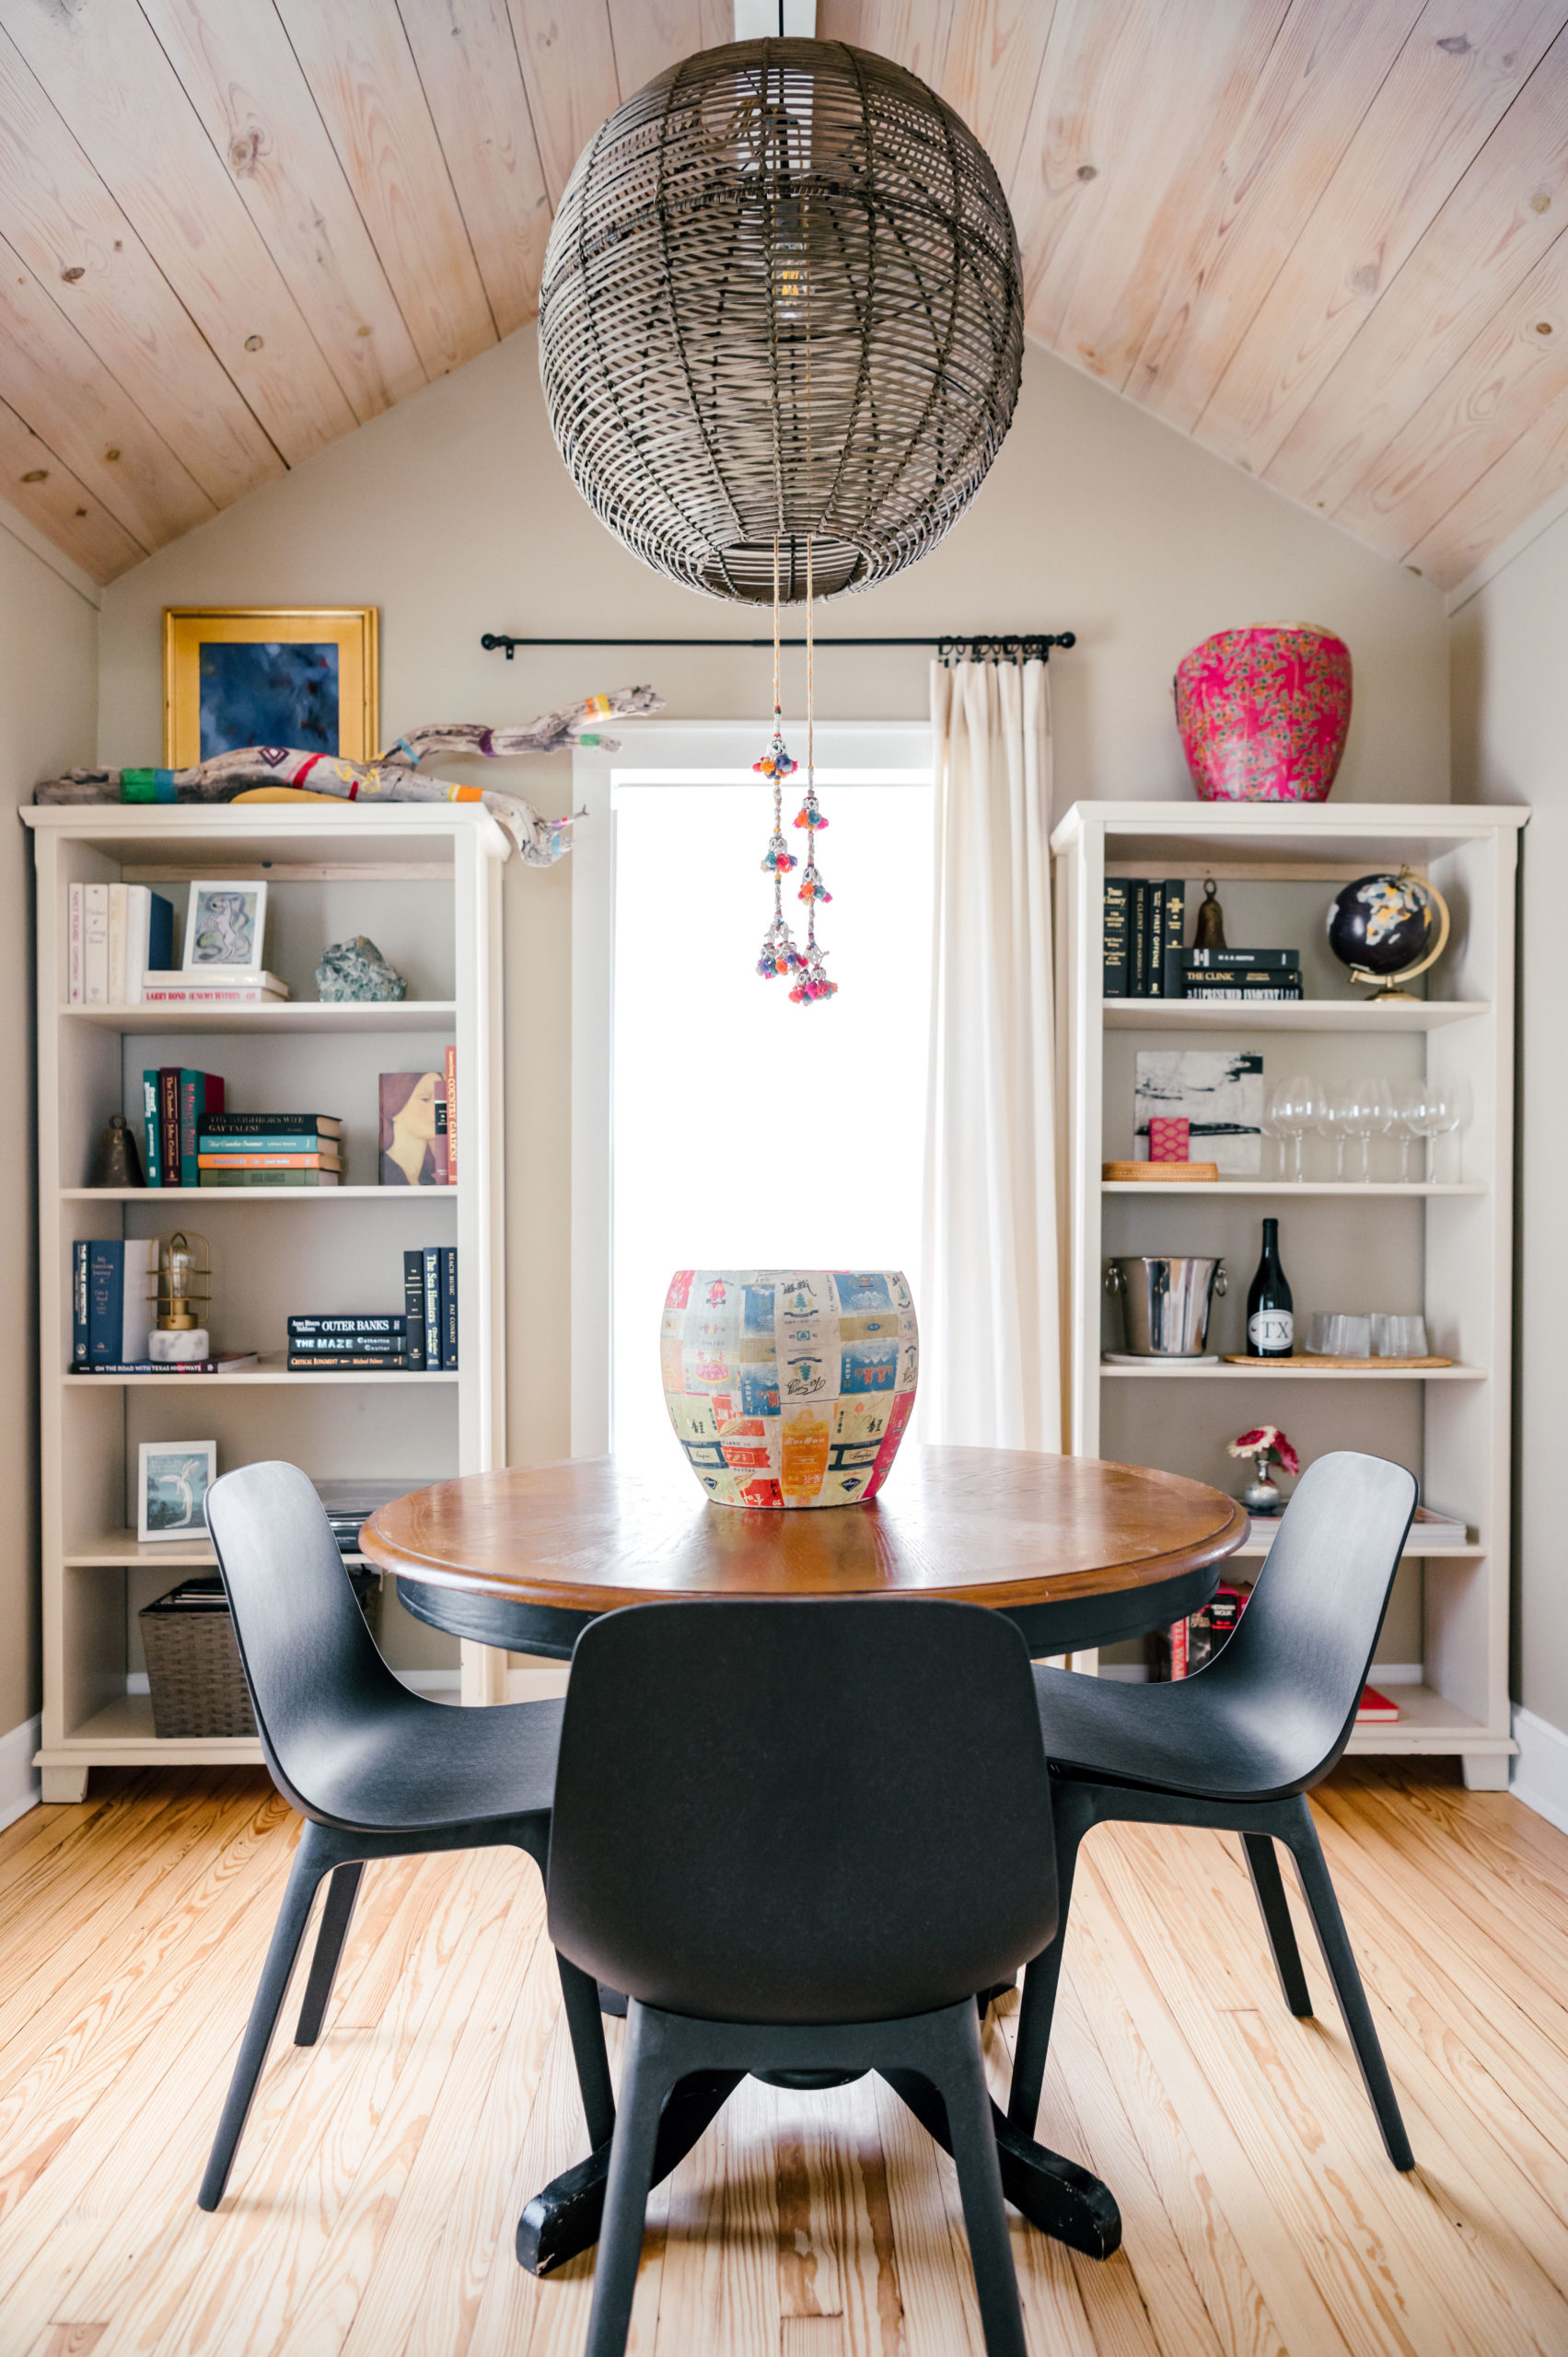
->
xmin=204 ymin=1459 xmax=403 ymax=1821
xmin=547 ymin=1596 xmax=1058 ymax=2026
xmin=1199 ymin=1449 xmax=1417 ymax=1789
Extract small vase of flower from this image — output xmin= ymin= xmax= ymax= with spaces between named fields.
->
xmin=1227 ymin=1424 xmax=1300 ymax=1515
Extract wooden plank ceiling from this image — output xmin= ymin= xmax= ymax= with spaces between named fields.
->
xmin=1 ymin=0 xmax=1565 ymax=591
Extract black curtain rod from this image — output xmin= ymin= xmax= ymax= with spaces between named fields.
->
xmin=481 ymin=631 xmax=1075 ymax=662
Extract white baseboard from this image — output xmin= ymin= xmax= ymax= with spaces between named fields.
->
xmin=0 ymin=1713 xmax=42 ymax=1831
xmin=1511 ymin=1704 xmax=1568 ymax=1835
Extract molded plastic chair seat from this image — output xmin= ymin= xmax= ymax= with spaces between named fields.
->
xmin=1027 ymin=1662 xmax=1326 ymax=1803
xmin=278 ymin=1686 xmax=563 ymax=1834
xmin=1007 ymin=1449 xmax=1419 ymax=2176
xmin=195 ymin=1461 xmax=609 ymax=2218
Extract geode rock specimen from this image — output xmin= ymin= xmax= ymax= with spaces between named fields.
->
xmin=316 ymin=935 xmax=408 ymax=1002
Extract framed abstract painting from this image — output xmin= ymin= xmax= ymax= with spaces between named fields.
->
xmin=162 ymin=607 xmax=378 ymax=766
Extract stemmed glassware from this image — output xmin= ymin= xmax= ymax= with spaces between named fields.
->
xmin=1267 ymin=1076 xmax=1323 ymax=1183
xmin=1338 ymin=1077 xmax=1394 ymax=1182
xmin=1315 ymin=1088 xmax=1353 ymax=1180
xmin=1426 ymin=1077 xmax=1470 ymax=1183
xmin=1390 ymin=1084 xmax=1426 ymax=1182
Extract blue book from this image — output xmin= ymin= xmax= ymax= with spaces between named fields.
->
xmin=87 ymin=1241 xmax=123 ymax=1364
xmin=142 ymin=1072 xmax=161 ymax=1187
xmin=73 ymin=1242 xmax=89 ymax=1364
xmin=146 ymin=893 xmax=174 ymax=974
xmin=424 ymin=1247 xmax=442 ymax=1369
xmin=442 ymin=1246 xmax=459 ymax=1372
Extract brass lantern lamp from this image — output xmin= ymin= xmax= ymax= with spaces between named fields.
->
xmin=148 ymin=1231 xmax=211 ymax=1363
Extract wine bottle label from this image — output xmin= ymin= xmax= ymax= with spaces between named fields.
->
xmin=1249 ymin=1309 xmax=1294 ymax=1352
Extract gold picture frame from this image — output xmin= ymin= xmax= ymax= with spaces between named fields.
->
xmin=162 ymin=607 xmax=379 ymax=767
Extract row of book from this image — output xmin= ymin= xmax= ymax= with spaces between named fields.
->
xmin=199 ymin=1111 xmax=343 ymax=1188
xmin=70 ymin=1239 xmax=255 ymax=1374
xmin=67 ymin=884 xmax=289 ymax=1005
xmin=1145 ymin=1585 xmax=1396 ymax=1716
xmin=1103 ymin=880 xmax=1304 ymax=999
xmin=287 ymin=1248 xmax=459 ymax=1369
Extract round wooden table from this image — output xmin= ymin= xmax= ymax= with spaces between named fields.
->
xmin=360 ymin=1446 xmax=1246 ymax=2280
xmin=362 ymin=1444 xmax=1248 ymax=1662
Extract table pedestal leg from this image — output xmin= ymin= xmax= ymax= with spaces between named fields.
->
xmin=877 ymin=2071 xmax=1121 ymax=2258
xmin=517 ymin=2070 xmax=744 ymax=2276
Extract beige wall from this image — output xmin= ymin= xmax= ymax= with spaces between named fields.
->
xmin=1 ymin=511 xmax=99 ymax=1737
xmin=97 ymin=329 xmax=1451 ymax=1472
xmin=1450 ymin=498 xmax=1568 ymax=1733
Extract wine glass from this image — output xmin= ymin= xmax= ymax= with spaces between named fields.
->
xmin=1402 ymin=1083 xmax=1445 ymax=1184
xmin=1268 ymin=1075 xmax=1321 ymax=1183
xmin=1316 ymin=1086 xmax=1353 ymax=1181
xmin=1339 ymin=1076 xmax=1393 ymax=1183
xmin=1426 ymin=1076 xmax=1471 ymax=1184
xmin=1390 ymin=1083 xmax=1425 ymax=1182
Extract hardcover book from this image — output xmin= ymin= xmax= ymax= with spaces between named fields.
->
xmin=203 ymin=1113 xmax=343 ymax=1136
xmin=379 ymin=1070 xmax=449 ymax=1186
xmin=1102 ymin=879 xmax=1130 ymax=997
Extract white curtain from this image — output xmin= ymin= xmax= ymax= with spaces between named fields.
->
xmin=920 ymin=658 xmax=1062 ymax=1451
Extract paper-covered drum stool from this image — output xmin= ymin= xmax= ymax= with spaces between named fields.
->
xmin=661 ymin=1270 xmax=919 ymax=1508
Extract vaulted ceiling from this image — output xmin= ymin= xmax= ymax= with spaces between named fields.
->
xmin=2 ymin=0 xmax=1565 ymax=592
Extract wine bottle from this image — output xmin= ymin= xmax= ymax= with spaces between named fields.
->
xmin=1246 ymin=1218 xmax=1294 ymax=1358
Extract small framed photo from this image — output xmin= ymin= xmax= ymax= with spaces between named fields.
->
xmin=183 ymin=880 xmax=268 ymax=971
xmin=163 ymin=606 xmax=378 ymax=766
xmin=138 ymin=1441 xmax=217 ymax=1544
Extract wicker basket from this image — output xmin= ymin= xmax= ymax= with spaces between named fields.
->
xmin=139 ymin=1573 xmax=382 ymax=1739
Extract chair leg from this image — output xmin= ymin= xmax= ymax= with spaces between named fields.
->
xmin=294 ymin=1862 xmax=364 ymax=2047
xmin=198 ymin=1825 xmax=336 ymax=2210
xmin=584 ymin=2003 xmax=674 ymax=2357
xmin=1007 ymin=1783 xmax=1091 ymax=2131
xmin=1240 ymin=1833 xmax=1312 ymax=2019
xmin=1280 ymin=1798 xmax=1414 ymax=2171
xmin=557 ymin=1949 xmax=617 ymax=2149
xmin=925 ymin=2006 xmax=1028 ymax=2357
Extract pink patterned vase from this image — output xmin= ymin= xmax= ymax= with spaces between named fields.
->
xmin=1174 ymin=623 xmax=1352 ymax=803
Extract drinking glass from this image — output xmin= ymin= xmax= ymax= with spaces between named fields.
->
xmin=1268 ymin=1075 xmax=1322 ymax=1183
xmin=1316 ymin=1087 xmax=1353 ymax=1181
xmin=1390 ymin=1083 xmax=1426 ymax=1182
xmin=1427 ymin=1077 xmax=1471 ymax=1184
xmin=1339 ymin=1076 xmax=1394 ymax=1182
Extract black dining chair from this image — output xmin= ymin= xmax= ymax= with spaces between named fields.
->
xmin=1006 ymin=1448 xmax=1418 ymax=2171
xmin=548 ymin=1596 xmax=1059 ymax=2357
xmin=197 ymin=1460 xmax=613 ymax=2212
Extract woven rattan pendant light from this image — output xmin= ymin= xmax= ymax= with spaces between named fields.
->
xmin=537 ymin=38 xmax=1024 ymax=603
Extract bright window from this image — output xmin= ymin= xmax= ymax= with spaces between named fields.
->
xmin=603 ymin=732 xmax=934 ymax=1461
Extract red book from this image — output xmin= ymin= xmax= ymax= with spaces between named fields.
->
xmin=1356 ymin=1685 xmax=1400 ymax=1724
xmin=445 ymin=1045 xmax=457 ymax=1188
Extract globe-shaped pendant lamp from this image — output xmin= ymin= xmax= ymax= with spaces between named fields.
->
xmin=537 ymin=38 xmax=1024 ymax=603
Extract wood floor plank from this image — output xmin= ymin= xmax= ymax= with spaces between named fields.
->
xmin=869 ymin=2071 xmax=986 ymax=2356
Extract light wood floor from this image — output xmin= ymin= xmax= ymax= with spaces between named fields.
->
xmin=3 ymin=1759 xmax=1567 ymax=2357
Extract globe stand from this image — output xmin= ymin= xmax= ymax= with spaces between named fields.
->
xmin=1342 ymin=873 xmax=1451 ymax=1004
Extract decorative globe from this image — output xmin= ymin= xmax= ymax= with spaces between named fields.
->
xmin=661 ymin=1269 xmax=918 ymax=1508
xmin=1327 ymin=873 xmax=1434 ymax=977
xmin=1174 ymin=623 xmax=1352 ymax=801
xmin=538 ymin=41 xmax=1023 ymax=603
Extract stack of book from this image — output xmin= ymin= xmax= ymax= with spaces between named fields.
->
xmin=68 ymin=885 xmax=175 ymax=1005
xmin=198 ymin=1113 xmax=343 ymax=1188
xmin=286 ymin=1247 xmax=459 ymax=1370
xmin=141 ymin=970 xmax=290 ymax=1006
xmin=1249 ymin=1504 xmax=1469 ymax=1550
xmin=70 ymin=1238 xmax=257 ymax=1374
xmin=1148 ymin=1584 xmax=1248 ymax=1679
xmin=1179 ymin=947 xmax=1303 ymax=1002
xmin=141 ymin=1070 xmax=226 ymax=1187
xmin=1102 ymin=879 xmax=1187 ymax=996
xmin=312 ymin=1478 xmax=433 ymax=1559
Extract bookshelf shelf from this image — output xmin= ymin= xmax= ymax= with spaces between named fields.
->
xmin=63 ymin=1360 xmax=462 ymax=1385
xmin=1100 ymin=1180 xmax=1485 ymax=1197
xmin=1099 ymin=1362 xmax=1487 ymax=1381
xmin=26 ymin=804 xmax=510 ymax=1801
xmin=1053 ymin=800 xmax=1524 ymax=1785
xmin=61 ymin=999 xmax=459 ymax=1035
xmin=61 ymin=1185 xmax=461 ymax=1202
xmin=1103 ymin=997 xmax=1489 ymax=1032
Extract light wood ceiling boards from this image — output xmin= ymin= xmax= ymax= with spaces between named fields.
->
xmin=0 ymin=0 xmax=1564 ymax=590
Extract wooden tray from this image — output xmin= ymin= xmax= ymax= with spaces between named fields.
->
xmin=1101 ymin=1160 xmax=1219 ymax=1183
xmin=1220 ymin=1353 xmax=1454 ymax=1370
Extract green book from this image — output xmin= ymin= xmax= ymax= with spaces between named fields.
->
xmin=198 ymin=1170 xmax=341 ymax=1188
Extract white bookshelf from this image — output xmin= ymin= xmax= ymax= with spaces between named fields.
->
xmin=1051 ymin=800 xmax=1526 ymax=1786
xmin=24 ymin=806 xmax=510 ymax=1800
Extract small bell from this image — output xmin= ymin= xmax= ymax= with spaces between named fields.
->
xmin=1192 ymin=877 xmax=1228 ymax=953
xmin=88 ymin=1112 xmax=145 ymax=1190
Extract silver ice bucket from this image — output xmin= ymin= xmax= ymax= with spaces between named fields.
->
xmin=1105 ymin=1255 xmax=1226 ymax=1356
